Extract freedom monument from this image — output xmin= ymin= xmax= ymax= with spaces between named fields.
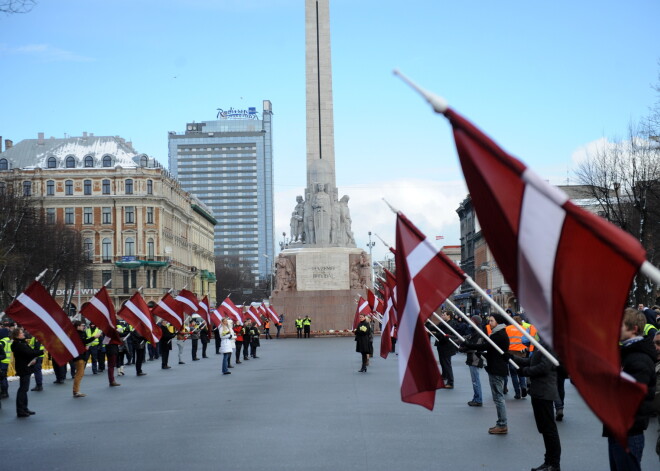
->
xmin=271 ymin=0 xmax=372 ymax=333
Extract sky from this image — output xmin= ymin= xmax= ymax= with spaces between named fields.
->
xmin=1 ymin=0 xmax=659 ymax=263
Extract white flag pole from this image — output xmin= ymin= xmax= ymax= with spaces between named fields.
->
xmin=35 ymin=269 xmax=48 ymax=282
xmin=425 ymin=325 xmax=460 ymax=350
xmin=432 ymin=313 xmax=465 ymax=342
xmin=641 ymin=261 xmax=660 ymax=287
xmin=465 ymin=276 xmax=559 ymax=366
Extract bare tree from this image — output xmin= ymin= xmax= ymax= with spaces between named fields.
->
xmin=0 ymin=0 xmax=36 ymax=14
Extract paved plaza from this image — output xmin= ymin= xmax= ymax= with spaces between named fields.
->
xmin=1 ymin=336 xmax=658 ymax=470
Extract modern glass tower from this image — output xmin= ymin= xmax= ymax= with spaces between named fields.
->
xmin=168 ymin=100 xmax=274 ymax=284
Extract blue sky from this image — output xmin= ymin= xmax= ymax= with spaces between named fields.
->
xmin=1 ymin=0 xmax=659 ymax=262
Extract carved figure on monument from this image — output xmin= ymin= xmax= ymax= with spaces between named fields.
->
xmin=312 ymin=183 xmax=331 ymax=246
xmin=291 ymin=195 xmax=305 ymax=242
xmin=350 ymin=263 xmax=362 ymax=289
xmin=330 ymin=200 xmax=340 ymax=245
xmin=275 ymin=256 xmax=296 ymax=291
xmin=359 ymin=252 xmax=370 ymax=288
xmin=303 ymin=188 xmax=314 ymax=244
xmin=339 ymin=195 xmax=356 ymax=246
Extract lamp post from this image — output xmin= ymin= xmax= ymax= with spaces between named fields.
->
xmin=367 ymin=231 xmax=376 ymax=285
xmin=262 ymin=253 xmax=273 ymax=296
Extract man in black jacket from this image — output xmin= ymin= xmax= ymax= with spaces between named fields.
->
xmin=159 ymin=321 xmax=175 ymax=369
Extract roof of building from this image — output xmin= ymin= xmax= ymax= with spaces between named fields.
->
xmin=0 ymin=134 xmax=158 ymax=170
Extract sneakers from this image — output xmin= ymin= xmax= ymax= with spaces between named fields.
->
xmin=444 ymin=384 xmax=454 ymax=389
xmin=110 ymin=382 xmax=121 ymax=387
xmin=555 ymin=408 xmax=564 ymax=421
xmin=73 ymin=392 xmax=86 ymax=398
xmin=467 ymin=401 xmax=483 ymax=407
xmin=118 ymin=367 xmax=125 ymax=376
xmin=488 ymin=426 xmax=508 ymax=434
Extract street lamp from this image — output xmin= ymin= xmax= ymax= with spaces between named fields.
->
xmin=367 ymin=231 xmax=376 ymax=285
xmin=263 ymin=253 xmax=274 ymax=295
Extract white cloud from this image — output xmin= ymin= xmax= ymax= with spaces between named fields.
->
xmin=0 ymin=43 xmax=93 ymax=62
xmin=274 ymin=178 xmax=467 ymax=262
xmin=570 ymin=137 xmax=614 ymax=166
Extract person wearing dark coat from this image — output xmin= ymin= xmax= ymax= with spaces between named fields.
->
xmin=604 ymin=308 xmax=656 ymax=471
xmin=355 ymin=314 xmax=372 ymax=373
xmin=249 ymin=323 xmax=261 ymax=358
xmin=432 ymin=312 xmax=458 ymax=388
xmin=158 ymin=321 xmax=175 ymax=369
xmin=513 ymin=338 xmax=561 ymax=471
xmin=130 ymin=328 xmax=148 ymax=376
xmin=11 ymin=328 xmax=40 ymax=417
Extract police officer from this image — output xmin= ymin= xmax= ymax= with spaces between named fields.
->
xmin=85 ymin=322 xmax=102 ymax=374
xmin=0 ymin=326 xmax=12 ymax=399
xmin=303 ymin=315 xmax=311 ymax=338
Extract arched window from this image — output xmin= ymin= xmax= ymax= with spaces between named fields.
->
xmin=102 ymin=155 xmax=112 ymax=167
xmin=65 ymin=156 xmax=76 ymax=168
xmin=46 ymin=180 xmax=55 ymax=196
xmin=102 ymin=238 xmax=112 ymax=262
xmin=84 ymin=238 xmax=93 ymax=261
xmin=65 ymin=180 xmax=74 ymax=195
xmin=84 ymin=156 xmax=94 ymax=167
xmin=0 ymin=158 xmax=8 ymax=170
xmin=124 ymin=237 xmax=135 ymax=256
xmin=47 ymin=157 xmax=57 ymax=168
xmin=140 ymin=155 xmax=148 ymax=167
xmin=146 ymin=179 xmax=153 ymax=195
xmin=147 ymin=238 xmax=155 ymax=259
xmin=125 ymin=179 xmax=133 ymax=194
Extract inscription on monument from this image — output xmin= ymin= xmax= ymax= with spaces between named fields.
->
xmin=296 ymin=252 xmax=349 ymax=291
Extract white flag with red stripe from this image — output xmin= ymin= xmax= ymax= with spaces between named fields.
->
xmin=265 ymin=304 xmax=280 ymax=324
xmin=4 ymin=281 xmax=86 ymax=365
xmin=445 ymin=106 xmax=648 ymax=442
xmin=118 ymin=291 xmax=161 ymax=345
xmin=379 ymin=282 xmax=395 ymax=359
xmin=210 ymin=309 xmax=224 ymax=328
xmin=245 ymin=306 xmax=262 ymax=326
xmin=367 ymin=289 xmax=381 ymax=314
xmin=151 ymin=292 xmax=185 ymax=331
xmin=353 ymin=296 xmax=371 ymax=330
xmin=80 ymin=287 xmax=122 ymax=345
xmin=198 ymin=295 xmax=212 ymax=329
xmin=221 ymin=297 xmax=243 ymax=325
xmin=395 ymin=212 xmax=465 ymax=409
xmin=175 ymin=289 xmax=199 ymax=316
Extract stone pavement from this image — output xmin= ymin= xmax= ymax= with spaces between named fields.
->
xmin=1 ymin=336 xmax=658 ymax=470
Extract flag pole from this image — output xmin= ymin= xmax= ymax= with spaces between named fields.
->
xmin=35 ymin=269 xmax=48 ymax=282
xmin=432 ymin=314 xmax=465 ymax=342
xmin=425 ymin=325 xmax=460 ymax=350
xmin=464 ymin=276 xmax=559 ymax=366
xmin=103 ymin=278 xmax=112 ymax=287
xmin=373 ymin=233 xmax=392 ymax=250
xmin=393 ymin=69 xmax=449 ymax=114
xmin=640 ymin=261 xmax=660 ymax=287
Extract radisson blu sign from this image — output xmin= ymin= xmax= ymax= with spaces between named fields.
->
xmin=216 ymin=107 xmax=259 ymax=120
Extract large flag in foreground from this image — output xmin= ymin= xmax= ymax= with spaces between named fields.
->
xmin=444 ymin=106 xmax=648 ymax=442
xmin=175 ymin=289 xmax=199 ymax=316
xmin=4 ymin=281 xmax=85 ymax=365
xmin=80 ymin=287 xmax=122 ymax=345
xmin=151 ymin=293 xmax=185 ymax=331
xmin=395 ymin=212 xmax=465 ymax=409
xmin=118 ymin=292 xmax=161 ymax=345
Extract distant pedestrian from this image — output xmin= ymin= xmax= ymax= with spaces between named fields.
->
xmin=303 ymin=315 xmax=312 ymax=338
xmin=72 ymin=320 xmax=101 ymax=397
xmin=220 ymin=318 xmax=233 ymax=375
xmin=11 ymin=328 xmax=40 ymax=417
xmin=355 ymin=314 xmax=371 ymax=373
xmin=464 ymin=315 xmax=485 ymax=406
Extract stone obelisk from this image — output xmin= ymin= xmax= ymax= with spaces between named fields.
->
xmin=270 ymin=0 xmax=372 ymax=335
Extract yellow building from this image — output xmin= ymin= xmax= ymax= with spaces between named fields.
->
xmin=0 ymin=133 xmax=216 ymax=309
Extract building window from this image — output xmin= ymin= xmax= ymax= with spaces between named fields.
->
xmin=46 ymin=208 xmax=55 ymax=224
xmin=46 ymin=180 xmax=55 ymax=196
xmin=84 ymin=270 xmax=94 ymax=289
xmin=102 ymin=207 xmax=112 ymax=224
xmin=84 ymin=238 xmax=93 ymax=260
xmin=146 ymin=269 xmax=157 ymax=289
xmin=102 ymin=179 xmax=111 ymax=194
xmin=83 ymin=207 xmax=93 ymax=224
xmin=65 ymin=180 xmax=73 ymax=195
xmin=65 ymin=207 xmax=74 ymax=224
xmin=101 ymin=270 xmax=112 ymax=288
xmin=84 ymin=179 xmax=92 ymax=195
xmin=125 ymin=206 xmax=134 ymax=224
xmin=102 ymin=238 xmax=112 ymax=262
xmin=147 ymin=180 xmax=153 ymax=195
xmin=124 ymin=237 xmax=135 ymax=256
xmin=65 ymin=156 xmax=76 ymax=168
xmin=84 ymin=156 xmax=94 ymax=167
xmin=140 ymin=156 xmax=148 ymax=167
xmin=23 ymin=181 xmax=32 ymax=196
xmin=123 ymin=270 xmax=137 ymax=294
xmin=47 ymin=157 xmax=57 ymax=168
xmin=147 ymin=238 xmax=154 ymax=260
xmin=146 ymin=207 xmax=154 ymax=224
xmin=0 ymin=159 xmax=7 ymax=170
xmin=125 ymin=179 xmax=133 ymax=195
xmin=102 ymin=155 xmax=112 ymax=167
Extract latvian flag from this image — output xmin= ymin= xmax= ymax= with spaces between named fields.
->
xmin=444 ymin=105 xmax=648 ymax=444
xmin=395 ymin=212 xmax=465 ymax=410
xmin=221 ymin=297 xmax=243 ymax=325
xmin=175 ymin=289 xmax=199 ymax=316
xmin=118 ymin=291 xmax=161 ymax=345
xmin=210 ymin=309 xmax=224 ymax=328
xmin=353 ymin=296 xmax=371 ymax=330
xmin=264 ymin=304 xmax=280 ymax=324
xmin=151 ymin=292 xmax=185 ymax=331
xmin=80 ymin=286 xmax=122 ymax=345
xmin=198 ymin=295 xmax=212 ymax=330
xmin=245 ymin=306 xmax=262 ymax=326
xmin=4 ymin=281 xmax=85 ymax=365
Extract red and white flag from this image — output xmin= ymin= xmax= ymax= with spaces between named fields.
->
xmin=4 ymin=281 xmax=85 ymax=365
xmin=445 ymin=106 xmax=648 ymax=442
xmin=263 ymin=304 xmax=280 ymax=324
xmin=245 ymin=306 xmax=262 ymax=326
xmin=379 ymin=282 xmax=395 ymax=359
xmin=221 ymin=297 xmax=243 ymax=326
xmin=151 ymin=292 xmax=185 ymax=331
xmin=353 ymin=296 xmax=371 ymax=330
xmin=366 ymin=289 xmax=382 ymax=314
xmin=395 ymin=212 xmax=466 ymax=410
xmin=198 ymin=295 xmax=212 ymax=330
xmin=210 ymin=309 xmax=224 ymax=328
xmin=175 ymin=289 xmax=199 ymax=316
xmin=118 ymin=291 xmax=161 ymax=345
xmin=80 ymin=287 xmax=122 ymax=345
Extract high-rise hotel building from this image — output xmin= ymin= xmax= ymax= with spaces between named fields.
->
xmin=168 ymin=101 xmax=275 ymax=284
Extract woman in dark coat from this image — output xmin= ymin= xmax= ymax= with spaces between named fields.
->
xmin=355 ymin=314 xmax=372 ymax=373
xmin=11 ymin=328 xmax=40 ymax=417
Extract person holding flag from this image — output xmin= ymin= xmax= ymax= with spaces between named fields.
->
xmin=71 ymin=320 xmax=101 ymax=398
xmin=11 ymin=328 xmax=40 ymax=417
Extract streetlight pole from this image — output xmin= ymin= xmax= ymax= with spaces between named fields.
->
xmin=367 ymin=231 xmax=376 ymax=286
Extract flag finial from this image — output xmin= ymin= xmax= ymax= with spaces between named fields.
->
xmin=382 ymin=198 xmax=400 ymax=214
xmin=373 ymin=232 xmax=392 ymax=249
xmin=393 ymin=69 xmax=448 ymax=114
xmin=35 ymin=269 xmax=48 ymax=282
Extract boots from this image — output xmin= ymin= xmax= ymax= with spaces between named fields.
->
xmin=31 ymin=385 xmax=43 ymax=392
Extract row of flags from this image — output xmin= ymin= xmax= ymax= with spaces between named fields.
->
xmin=4 ymin=283 xmax=279 ymax=367
xmin=378 ymin=76 xmax=652 ymax=445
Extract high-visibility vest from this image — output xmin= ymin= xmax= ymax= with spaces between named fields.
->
xmin=295 ymin=319 xmax=303 ymax=328
xmin=0 ymin=337 xmax=11 ymax=364
xmin=303 ymin=318 xmax=311 ymax=326
xmin=28 ymin=337 xmax=45 ymax=358
xmin=86 ymin=327 xmax=101 ymax=346
xmin=506 ymin=324 xmax=527 ymax=352
xmin=644 ymin=324 xmax=657 ymax=336
xmin=522 ymin=322 xmax=539 ymax=352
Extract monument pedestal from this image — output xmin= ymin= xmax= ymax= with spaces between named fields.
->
xmin=271 ymin=247 xmax=371 ymax=334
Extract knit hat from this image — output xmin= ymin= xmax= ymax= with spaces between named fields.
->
xmin=470 ymin=315 xmax=482 ymax=326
